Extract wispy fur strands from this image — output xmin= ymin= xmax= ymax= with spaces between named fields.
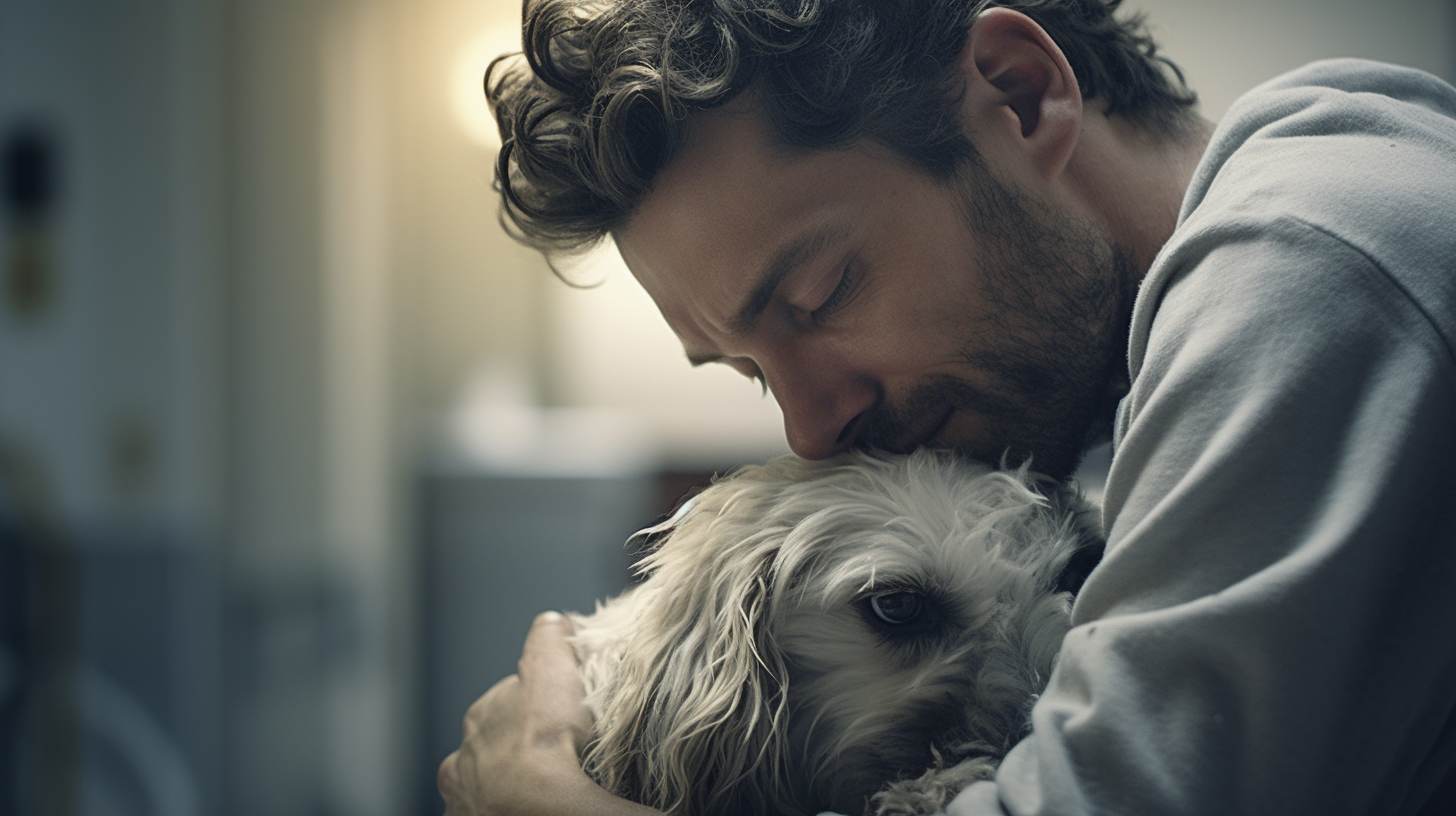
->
xmin=486 ymin=0 xmax=1197 ymax=254
xmin=569 ymin=449 xmax=1104 ymax=816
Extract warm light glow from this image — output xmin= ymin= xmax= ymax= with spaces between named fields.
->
xmin=452 ymin=24 xmax=522 ymax=149
xmin=550 ymin=241 xmax=790 ymax=467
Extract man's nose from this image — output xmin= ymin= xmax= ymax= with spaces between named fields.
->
xmin=766 ymin=361 xmax=878 ymax=460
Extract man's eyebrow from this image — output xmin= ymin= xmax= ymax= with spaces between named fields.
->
xmin=728 ymin=222 xmax=853 ymax=336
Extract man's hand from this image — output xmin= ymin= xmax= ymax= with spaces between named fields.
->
xmin=437 ymin=611 xmax=659 ymax=816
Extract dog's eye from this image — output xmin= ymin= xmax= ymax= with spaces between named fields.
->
xmin=869 ymin=591 xmax=923 ymax=625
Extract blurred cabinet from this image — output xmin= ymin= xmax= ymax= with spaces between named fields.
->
xmin=416 ymin=463 xmax=653 ymax=814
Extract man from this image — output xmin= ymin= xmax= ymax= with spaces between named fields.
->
xmin=439 ymin=0 xmax=1456 ymax=813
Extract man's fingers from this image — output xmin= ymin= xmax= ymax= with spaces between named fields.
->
xmin=518 ymin=611 xmax=578 ymax=677
xmin=520 ymin=611 xmax=587 ymax=702
xmin=436 ymin=613 xmax=609 ymax=815
xmin=518 ymin=611 xmax=592 ymax=752
xmin=463 ymin=674 xmax=521 ymax=738
xmin=437 ymin=750 xmax=459 ymax=799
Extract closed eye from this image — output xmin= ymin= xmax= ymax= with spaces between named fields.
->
xmin=726 ymin=359 xmax=768 ymax=396
xmin=810 ymin=261 xmax=861 ymax=324
xmin=685 ymin=353 xmax=768 ymax=396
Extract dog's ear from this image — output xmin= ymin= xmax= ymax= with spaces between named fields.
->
xmin=662 ymin=557 xmax=800 ymax=816
xmin=584 ymin=536 xmax=799 ymax=816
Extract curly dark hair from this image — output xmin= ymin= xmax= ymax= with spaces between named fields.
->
xmin=486 ymin=0 xmax=1196 ymax=254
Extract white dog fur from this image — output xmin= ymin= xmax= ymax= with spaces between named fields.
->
xmin=568 ymin=449 xmax=1103 ymax=816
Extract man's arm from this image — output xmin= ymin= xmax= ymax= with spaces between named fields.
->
xmin=438 ymin=612 xmax=663 ymax=816
xmin=949 ymin=207 xmax=1456 ymax=815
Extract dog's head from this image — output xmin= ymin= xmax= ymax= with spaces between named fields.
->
xmin=571 ymin=449 xmax=1102 ymax=816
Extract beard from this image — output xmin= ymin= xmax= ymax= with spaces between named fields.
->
xmin=857 ymin=160 xmax=1137 ymax=481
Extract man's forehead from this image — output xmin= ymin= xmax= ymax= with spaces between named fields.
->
xmin=630 ymin=102 xmax=780 ymax=222
xmin=614 ymin=103 xmax=788 ymax=310
xmin=614 ymin=96 xmax=889 ymax=356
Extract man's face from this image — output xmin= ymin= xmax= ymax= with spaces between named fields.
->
xmin=615 ymin=103 xmax=1135 ymax=480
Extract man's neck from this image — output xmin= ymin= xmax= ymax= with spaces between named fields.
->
xmin=1065 ymin=106 xmax=1216 ymax=282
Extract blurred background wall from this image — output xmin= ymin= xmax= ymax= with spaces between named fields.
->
xmin=0 ymin=1 xmax=1451 ymax=815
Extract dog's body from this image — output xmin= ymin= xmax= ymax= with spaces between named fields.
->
xmin=569 ymin=450 xmax=1103 ymax=816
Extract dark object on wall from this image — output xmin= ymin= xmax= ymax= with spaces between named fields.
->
xmin=3 ymin=124 xmax=61 ymax=219
xmin=2 ymin=121 xmax=63 ymax=321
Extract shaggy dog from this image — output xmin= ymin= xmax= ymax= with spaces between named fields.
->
xmin=568 ymin=449 xmax=1103 ymax=816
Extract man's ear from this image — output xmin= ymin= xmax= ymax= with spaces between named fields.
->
xmin=956 ymin=7 xmax=1082 ymax=179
